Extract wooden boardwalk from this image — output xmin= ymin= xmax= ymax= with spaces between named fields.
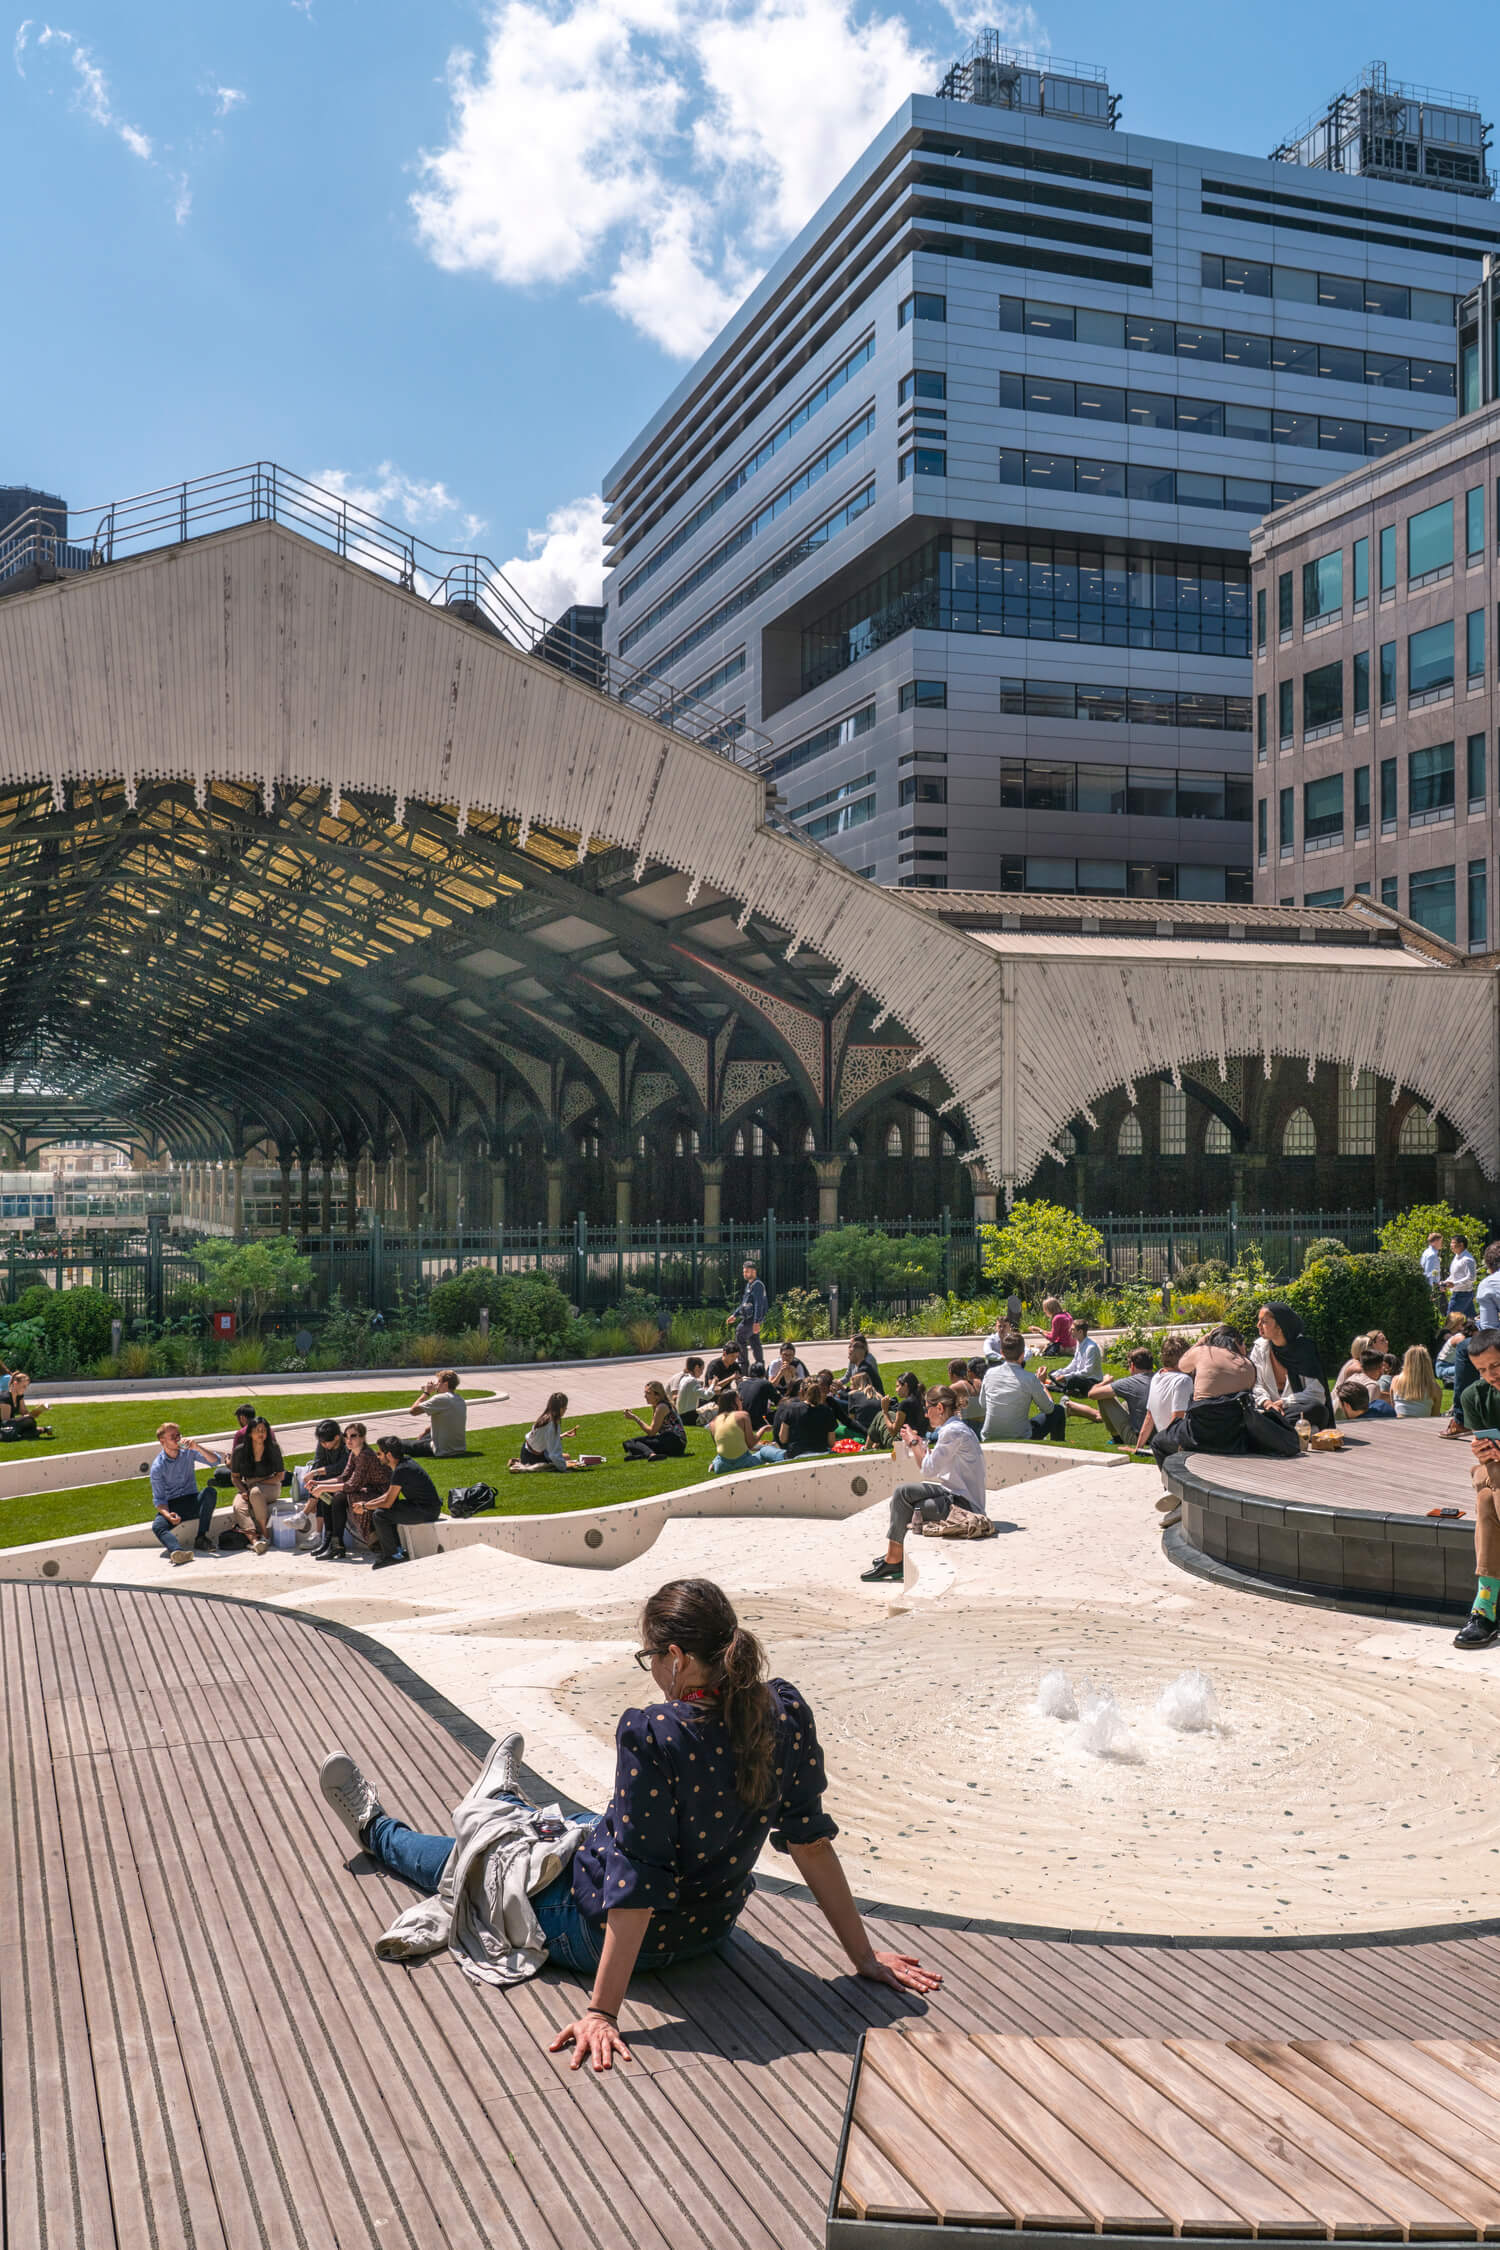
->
xmin=7 ymin=1581 xmax=1500 ymax=2250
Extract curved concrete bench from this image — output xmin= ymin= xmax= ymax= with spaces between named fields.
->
xmin=0 ymin=1442 xmax=1117 ymax=1581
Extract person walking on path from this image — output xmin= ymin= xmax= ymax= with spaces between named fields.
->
xmin=862 ymin=1386 xmax=987 ymax=1582
xmin=732 ymin=1261 xmax=768 ymax=1373
xmin=320 ymin=1577 xmax=940 ymax=2067
xmin=148 ymin=1422 xmax=225 ymax=1563
xmin=1446 ymin=1235 xmax=1478 ymax=1318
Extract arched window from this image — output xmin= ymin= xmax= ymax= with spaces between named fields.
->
xmin=847 ymin=1136 xmax=859 ymax=1154
xmin=885 ymin=1123 xmax=903 ymax=1157
xmin=802 ymin=1126 xmax=816 ymax=1154
xmin=1117 ymin=1111 xmax=1143 ymax=1156
xmin=1053 ymin=1127 xmax=1077 ymax=1158
xmin=913 ymin=1109 xmax=932 ymax=1157
xmin=1159 ymin=1083 xmax=1187 ymax=1156
xmin=1399 ymin=1104 xmax=1439 ymax=1154
xmin=691 ymin=1128 xmax=700 ymax=1156
xmin=636 ymin=1132 xmax=646 ymax=1158
xmin=1282 ymin=1107 xmax=1316 ymax=1156
xmin=1204 ymin=1115 xmax=1232 ymax=1155
xmin=674 ymin=1129 xmax=685 ymax=1157
xmin=732 ymin=1128 xmax=746 ymax=1156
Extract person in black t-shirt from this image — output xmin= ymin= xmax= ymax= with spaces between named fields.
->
xmin=734 ymin=1373 xmax=778 ymax=1434
xmin=768 ymin=1379 xmax=840 ymax=1460
xmin=368 ymin=1436 xmax=444 ymax=1569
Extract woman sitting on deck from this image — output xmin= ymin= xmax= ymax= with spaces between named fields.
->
xmin=1391 ymin=1345 xmax=1444 ymax=1418
xmin=319 ymin=1577 xmax=940 ymax=2069
xmin=1251 ymin=1305 xmax=1332 ymax=1430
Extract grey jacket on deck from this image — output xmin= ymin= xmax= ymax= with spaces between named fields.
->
xmin=376 ymin=1755 xmax=589 ymax=1988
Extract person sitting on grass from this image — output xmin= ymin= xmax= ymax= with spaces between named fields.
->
xmin=363 ymin=1436 xmax=444 ymax=1570
xmin=304 ymin=1422 xmax=390 ymax=1563
xmin=667 ymin=1358 xmax=706 ymax=1424
xmin=320 ymin=1577 xmax=940 ymax=2067
xmin=844 ymin=1334 xmax=882 ymax=1393
xmin=1136 ymin=1334 xmax=1192 ymax=1458
xmin=622 ymin=1381 xmax=686 ymax=1462
xmin=228 ymin=1413 xmax=285 ymax=1554
xmin=407 ymin=1369 xmax=468 ymax=1457
xmin=1437 ymin=1314 xmax=1474 ymax=1385
xmin=1335 ymin=1333 xmax=1378 ymax=1388
xmin=148 ymin=1422 xmax=226 ymax=1564
xmin=890 ymin=1370 xmax=931 ymax=1439
xmin=0 ymin=1367 xmax=52 ymax=1440
xmin=1087 ymin=1347 xmax=1155 ymax=1442
xmin=1051 ymin=1319 xmax=1103 ymax=1397
xmin=707 ymin=1394 xmax=781 ymax=1475
xmin=832 ymin=1366 xmax=884 ymax=1438
xmin=862 ymin=1387 xmax=987 ymax=1583
xmin=860 ymin=1393 xmax=903 ymax=1452
xmin=1392 ymin=1345 xmax=1444 ymax=1419
xmin=769 ymin=1341 xmax=810 ymax=1398
xmin=701 ymin=1342 xmax=742 ymax=1414
xmin=1360 ymin=1349 xmax=1393 ymax=1398
xmin=511 ymin=1392 xmax=581 ymax=1471
xmin=1029 ymin=1298 xmax=1075 ymax=1357
xmin=982 ymin=1316 xmax=1018 ymax=1363
xmin=979 ymin=1333 xmax=1065 ymax=1444
xmin=765 ymin=1376 xmax=840 ymax=1461
xmin=1453 ymin=1330 xmax=1500 ymax=1649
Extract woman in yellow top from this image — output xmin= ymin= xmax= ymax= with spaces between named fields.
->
xmin=707 ymin=1395 xmax=780 ymax=1475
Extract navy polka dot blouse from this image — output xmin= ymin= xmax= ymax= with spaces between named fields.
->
xmin=569 ymin=1679 xmax=838 ymax=1953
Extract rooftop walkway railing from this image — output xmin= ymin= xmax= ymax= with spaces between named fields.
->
xmin=0 ymin=462 xmax=768 ymax=763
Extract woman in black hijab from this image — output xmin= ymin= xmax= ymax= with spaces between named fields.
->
xmin=1253 ymin=1303 xmax=1332 ymax=1429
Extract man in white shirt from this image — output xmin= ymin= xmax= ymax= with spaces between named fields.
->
xmin=1136 ymin=1334 xmax=1194 ymax=1455
xmin=1475 ymin=1247 xmax=1500 ymax=1334
xmin=1052 ymin=1321 xmax=1104 ymax=1397
xmin=1446 ymin=1234 xmax=1478 ymax=1317
xmin=861 ymin=1387 xmax=987 ymax=1582
xmin=1422 ymin=1232 xmax=1446 ymax=1290
xmin=979 ymin=1335 xmax=1066 ymax=1443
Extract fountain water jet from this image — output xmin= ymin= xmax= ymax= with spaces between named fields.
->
xmin=1156 ymin=1669 xmax=1220 ymax=1733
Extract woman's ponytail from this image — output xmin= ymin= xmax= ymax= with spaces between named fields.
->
xmin=640 ymin=1579 xmax=779 ymax=1810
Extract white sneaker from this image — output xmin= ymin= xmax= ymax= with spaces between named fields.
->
xmin=167 ymin=1548 xmax=194 ymax=1567
xmin=252 ymin=1537 xmax=269 ymax=1555
xmin=319 ymin=1752 xmax=381 ymax=1843
xmin=475 ymin=1730 xmax=527 ymax=1803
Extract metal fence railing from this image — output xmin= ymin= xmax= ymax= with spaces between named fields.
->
xmin=1093 ymin=1209 xmax=1383 ymax=1287
xmin=0 ymin=465 xmax=769 ymax=763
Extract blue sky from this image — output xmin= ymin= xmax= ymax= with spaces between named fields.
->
xmin=3 ymin=0 xmax=1495 ymax=614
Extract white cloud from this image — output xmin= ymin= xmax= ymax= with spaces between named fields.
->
xmin=494 ymin=494 xmax=607 ymax=622
xmin=410 ymin=0 xmax=977 ymax=358
xmin=312 ymin=462 xmax=487 ymax=546
xmin=29 ymin=23 xmax=153 ymax=158
xmin=212 ymin=84 xmax=247 ymax=116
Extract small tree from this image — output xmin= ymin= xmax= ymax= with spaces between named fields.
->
xmin=979 ymin=1199 xmax=1105 ymax=1302
xmin=1379 ymin=1201 xmax=1491 ymax=1263
xmin=193 ymin=1236 xmax=313 ymax=1333
xmin=805 ymin=1225 xmax=944 ymax=1301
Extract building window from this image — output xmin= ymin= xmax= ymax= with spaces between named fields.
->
xmin=1409 ymin=863 xmax=1457 ymax=942
xmin=749 ymin=1122 xmax=764 ymax=1156
xmin=884 ymin=1123 xmax=903 ymax=1158
xmin=1468 ymin=486 xmax=1486 ymax=559
xmin=899 ymin=292 xmax=945 ymax=326
xmin=1302 ymin=550 xmax=1343 ymax=624
xmin=1305 ymin=886 xmax=1343 ymax=906
xmin=1117 ymin=1111 xmax=1143 ymax=1156
xmin=636 ymin=1133 xmax=647 ymax=1158
xmin=1407 ymin=499 xmax=1454 ymax=586
xmin=674 ymin=1130 xmax=685 ymax=1157
xmin=1256 ymin=692 xmax=1267 ymax=756
xmin=1052 ymin=1126 xmax=1076 ymax=1159
xmin=1354 ymin=763 xmax=1371 ymax=837
xmin=802 ymin=1126 xmax=815 ymax=1154
xmin=1159 ymin=1082 xmax=1187 ymax=1156
xmin=1352 ymin=649 xmax=1370 ymax=720
xmin=1278 ymin=679 xmax=1294 ymax=744
xmin=913 ymin=1109 xmax=931 ymax=1157
xmin=1408 ymin=621 xmax=1454 ymax=704
xmin=899 ymin=774 xmax=947 ymax=805
xmin=1303 ymin=773 xmax=1343 ymax=848
xmin=1409 ymin=741 xmax=1455 ymax=824
xmin=1468 ymin=609 xmax=1486 ymax=683
xmin=900 ymin=679 xmax=947 ymax=710
xmin=1303 ymin=661 xmax=1343 ymax=737
xmin=1353 ymin=536 xmax=1369 ymax=607
xmin=899 ymin=448 xmax=947 ymax=480
xmin=1380 ymin=873 xmax=1398 ymax=908
xmin=1470 ymin=860 xmax=1489 ymax=952
xmin=1278 ymin=786 xmax=1294 ymax=856
xmin=1256 ymin=588 xmax=1267 ymax=650
xmin=1379 ymin=525 xmax=1396 ymax=594
xmin=1257 ymin=797 xmax=1267 ymax=864
xmin=1469 ymin=732 xmax=1487 ymax=810
xmin=1379 ymin=640 xmax=1397 ymax=711
xmin=1277 ymin=572 xmax=1293 ymax=635
xmin=1204 ymin=1115 xmax=1232 ymax=1155
xmin=1399 ymin=1105 xmax=1439 ymax=1154
xmin=899 ymin=370 xmax=946 ymax=402
xmin=1338 ymin=1066 xmax=1376 ymax=1156
xmin=1282 ymin=1108 xmax=1317 ymax=1157
xmin=732 ymin=1129 xmax=746 ymax=1156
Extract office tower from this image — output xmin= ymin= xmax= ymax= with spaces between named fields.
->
xmin=603 ymin=48 xmax=1496 ymax=898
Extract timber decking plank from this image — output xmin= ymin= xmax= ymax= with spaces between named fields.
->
xmin=1171 ymin=2038 xmax=1483 ymax=2239
xmin=976 ymin=2034 xmax=1252 ymax=2234
xmin=1356 ymin=2041 xmax=1500 ymax=2142
xmin=1104 ymin=2038 xmax=1407 ymax=2238
xmin=1040 ymin=2036 xmax=1324 ymax=2234
xmin=851 ymin=2048 xmax=1009 ymax=2225
xmin=838 ymin=2123 xmax=938 ymax=2223
xmin=908 ymin=2030 xmax=1172 ymax=2231
xmin=1293 ymin=2043 xmax=1500 ymax=2192
xmin=866 ymin=2027 xmax=1093 ymax=2227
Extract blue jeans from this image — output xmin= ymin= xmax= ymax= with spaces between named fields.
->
xmin=707 ymin=1446 xmax=779 ymax=1474
xmin=151 ymin=1482 xmax=215 ymax=1551
xmin=361 ymin=1802 xmax=728 ymax=1973
xmin=1030 ymin=1404 xmax=1066 ymax=1443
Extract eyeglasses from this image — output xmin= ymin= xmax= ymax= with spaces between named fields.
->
xmin=632 ymin=1648 xmax=659 ymax=1672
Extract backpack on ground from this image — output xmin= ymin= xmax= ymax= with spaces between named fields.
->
xmin=446 ymin=1482 xmax=497 ymax=1518
xmin=923 ymin=1505 xmax=996 ymax=1540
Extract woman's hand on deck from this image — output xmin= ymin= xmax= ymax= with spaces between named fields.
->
xmin=550 ymin=2010 xmax=635 ymax=2072
xmin=855 ymin=1948 xmax=943 ymax=1995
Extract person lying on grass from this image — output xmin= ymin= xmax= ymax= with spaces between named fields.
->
xmin=319 ymin=1575 xmax=940 ymax=2071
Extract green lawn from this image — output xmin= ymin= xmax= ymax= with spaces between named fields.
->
xmin=0 ymin=1384 xmax=496 ymax=1462
xmin=0 ymin=1355 xmax=1126 ymax=1551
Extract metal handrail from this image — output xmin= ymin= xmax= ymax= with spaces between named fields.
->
xmin=0 ymin=463 xmax=769 ymax=764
